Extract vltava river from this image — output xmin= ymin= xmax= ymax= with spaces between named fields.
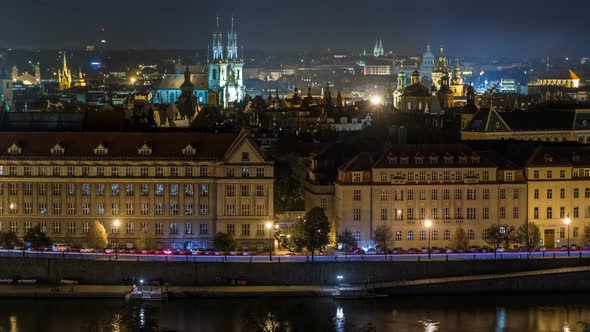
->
xmin=0 ymin=294 xmax=589 ymax=331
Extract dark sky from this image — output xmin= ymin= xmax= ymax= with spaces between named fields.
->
xmin=2 ymin=0 xmax=589 ymax=57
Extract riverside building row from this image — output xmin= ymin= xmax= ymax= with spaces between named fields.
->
xmin=305 ymin=144 xmax=590 ymax=250
xmin=0 ymin=130 xmax=274 ymax=250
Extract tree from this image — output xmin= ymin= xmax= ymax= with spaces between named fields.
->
xmin=213 ymin=232 xmax=237 ymax=255
xmin=581 ymin=225 xmax=590 ymax=246
xmin=0 ymin=231 xmax=24 ymax=249
xmin=292 ymin=207 xmax=331 ymax=261
xmin=23 ymin=225 xmax=52 ymax=249
xmin=516 ymin=222 xmax=542 ymax=251
xmin=449 ymin=227 xmax=469 ymax=251
xmin=336 ymin=229 xmax=357 ymax=255
xmin=373 ymin=224 xmax=394 ymax=253
xmin=87 ymin=220 xmax=108 ymax=250
xmin=485 ymin=224 xmax=518 ymax=250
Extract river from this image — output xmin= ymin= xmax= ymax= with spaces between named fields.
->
xmin=0 ymin=294 xmax=589 ymax=331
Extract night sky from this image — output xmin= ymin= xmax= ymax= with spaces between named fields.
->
xmin=2 ymin=0 xmax=590 ymax=57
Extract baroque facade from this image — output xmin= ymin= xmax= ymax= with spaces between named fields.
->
xmin=0 ymin=130 xmax=274 ymax=251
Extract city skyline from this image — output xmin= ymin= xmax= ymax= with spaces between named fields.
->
xmin=2 ymin=0 xmax=590 ymax=57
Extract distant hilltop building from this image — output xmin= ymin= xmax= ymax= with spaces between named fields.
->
xmin=12 ymin=65 xmax=40 ymax=85
xmin=528 ymin=69 xmax=584 ymax=102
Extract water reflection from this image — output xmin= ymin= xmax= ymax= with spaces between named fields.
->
xmin=418 ymin=318 xmax=439 ymax=332
xmin=496 ymin=306 xmax=506 ymax=332
xmin=0 ymin=295 xmax=590 ymax=331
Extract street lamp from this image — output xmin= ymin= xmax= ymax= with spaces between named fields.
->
xmin=564 ymin=216 xmax=571 ymax=257
xmin=113 ymin=219 xmax=120 ymax=260
xmin=424 ymin=219 xmax=432 ymax=260
xmin=266 ymin=222 xmax=273 ymax=261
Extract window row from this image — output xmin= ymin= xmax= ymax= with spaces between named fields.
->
xmin=353 ymin=207 xmax=520 ymax=221
xmin=366 ymin=188 xmax=520 ymax=201
xmin=0 ymin=221 xmax=210 ymax=236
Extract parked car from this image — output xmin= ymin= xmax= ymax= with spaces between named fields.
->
xmin=148 ymin=279 xmax=163 ymax=286
xmin=571 ymin=244 xmax=578 ymax=251
xmin=52 ymin=243 xmax=68 ymax=252
xmin=352 ymin=248 xmax=365 ymax=255
xmin=366 ymin=248 xmax=378 ymax=255
xmin=60 ymin=278 xmax=78 ymax=285
xmin=445 ymin=248 xmax=453 ymax=254
xmin=0 ymin=278 xmax=13 ymax=284
xmin=559 ymin=245 xmax=568 ymax=251
xmin=391 ymin=248 xmax=404 ymax=254
xmin=495 ymin=247 xmax=505 ymax=253
xmin=468 ymin=246 xmax=481 ymax=253
xmin=17 ymin=278 xmax=37 ymax=284
xmin=481 ymin=247 xmax=490 ymax=253
xmin=432 ymin=247 xmax=443 ymax=254
xmin=420 ymin=248 xmax=428 ymax=254
xmin=407 ymin=248 xmax=418 ymax=254
xmin=539 ymin=246 xmax=547 ymax=252
xmin=163 ymin=249 xmax=173 ymax=255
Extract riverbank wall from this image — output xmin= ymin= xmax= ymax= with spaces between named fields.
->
xmin=1 ymin=256 xmax=590 ymax=286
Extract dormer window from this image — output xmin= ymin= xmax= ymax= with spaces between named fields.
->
xmin=387 ymin=153 xmax=397 ymax=165
xmin=352 ymin=172 xmax=362 ymax=183
xmin=182 ymin=144 xmax=196 ymax=156
xmin=429 ymin=154 xmax=438 ymax=164
xmin=7 ymin=143 xmax=22 ymax=155
xmin=470 ymin=153 xmax=480 ymax=164
xmin=458 ymin=153 xmax=469 ymax=164
xmin=138 ymin=144 xmax=152 ymax=156
xmin=94 ymin=144 xmax=108 ymax=155
xmin=51 ymin=144 xmax=65 ymax=155
xmin=400 ymin=157 xmax=409 ymax=165
xmin=544 ymin=153 xmax=553 ymax=164
xmin=414 ymin=153 xmax=424 ymax=165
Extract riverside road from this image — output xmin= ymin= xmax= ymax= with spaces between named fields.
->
xmin=0 ymin=249 xmax=586 ymax=262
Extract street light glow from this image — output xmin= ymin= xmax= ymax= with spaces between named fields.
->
xmin=265 ymin=221 xmax=273 ymax=229
xmin=425 ymin=219 xmax=432 ymax=228
xmin=564 ymin=217 xmax=571 ymax=225
xmin=370 ymin=96 xmax=382 ymax=105
xmin=113 ymin=219 xmax=120 ymax=227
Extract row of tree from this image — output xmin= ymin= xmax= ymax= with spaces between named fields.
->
xmin=336 ymin=222 xmax=590 ymax=254
xmin=0 ymin=221 xmax=111 ymax=250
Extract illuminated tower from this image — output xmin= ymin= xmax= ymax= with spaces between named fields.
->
xmin=373 ymin=37 xmax=384 ymax=57
xmin=450 ymin=58 xmax=464 ymax=97
xmin=209 ymin=16 xmax=245 ymax=108
xmin=58 ymin=51 xmax=72 ymax=91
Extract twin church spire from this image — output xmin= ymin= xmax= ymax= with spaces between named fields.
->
xmin=211 ymin=16 xmax=240 ymax=61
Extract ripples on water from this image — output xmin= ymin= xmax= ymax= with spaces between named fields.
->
xmin=1 ymin=294 xmax=590 ymax=331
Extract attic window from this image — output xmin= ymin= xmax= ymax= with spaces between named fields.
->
xmin=400 ymin=157 xmax=409 ymax=165
xmin=470 ymin=154 xmax=480 ymax=163
xmin=444 ymin=156 xmax=454 ymax=164
xmin=94 ymin=144 xmax=108 ymax=155
xmin=51 ymin=144 xmax=65 ymax=155
xmin=414 ymin=156 xmax=424 ymax=165
xmin=387 ymin=156 xmax=397 ymax=165
xmin=138 ymin=144 xmax=152 ymax=156
xmin=182 ymin=144 xmax=196 ymax=156
xmin=544 ymin=153 xmax=553 ymax=164
xmin=7 ymin=144 xmax=22 ymax=155
xmin=242 ymin=152 xmax=250 ymax=161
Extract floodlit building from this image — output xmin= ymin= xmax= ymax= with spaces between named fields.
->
xmin=309 ymin=145 xmax=527 ymax=249
xmin=0 ymin=130 xmax=274 ymax=251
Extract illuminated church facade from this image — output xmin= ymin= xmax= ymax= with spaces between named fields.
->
xmin=208 ymin=17 xmax=245 ymax=108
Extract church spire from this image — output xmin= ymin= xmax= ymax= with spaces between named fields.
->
xmin=227 ymin=16 xmax=239 ymax=60
xmin=212 ymin=17 xmax=224 ymax=60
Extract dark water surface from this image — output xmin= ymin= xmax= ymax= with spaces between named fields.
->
xmin=0 ymin=294 xmax=589 ymax=332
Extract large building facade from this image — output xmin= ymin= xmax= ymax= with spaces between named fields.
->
xmin=0 ymin=130 xmax=274 ymax=251
xmin=331 ymin=146 xmax=527 ymax=249
xmin=306 ymin=144 xmax=590 ymax=250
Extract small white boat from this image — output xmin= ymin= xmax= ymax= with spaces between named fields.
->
xmin=125 ymin=289 xmax=168 ymax=301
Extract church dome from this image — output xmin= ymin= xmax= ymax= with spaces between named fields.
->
xmin=402 ymin=83 xmax=430 ymax=97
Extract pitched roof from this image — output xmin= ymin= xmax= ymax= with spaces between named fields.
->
xmin=0 ymin=131 xmax=242 ymax=160
xmin=526 ymin=146 xmax=590 ymax=167
xmin=158 ymin=74 xmax=208 ymax=90
xmin=463 ymin=107 xmax=511 ymax=132
xmin=539 ymin=69 xmax=580 ymax=80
